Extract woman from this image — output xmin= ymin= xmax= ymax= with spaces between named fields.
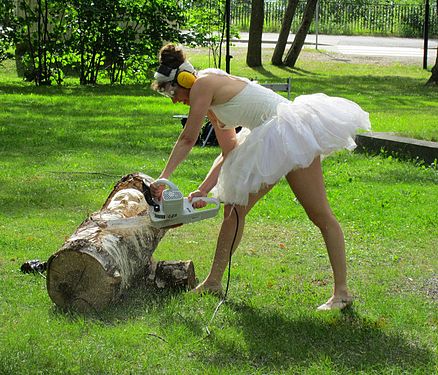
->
xmin=151 ymin=44 xmax=371 ymax=310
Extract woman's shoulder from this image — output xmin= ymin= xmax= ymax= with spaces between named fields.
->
xmin=198 ymin=68 xmax=228 ymax=77
xmin=193 ymin=70 xmax=232 ymax=90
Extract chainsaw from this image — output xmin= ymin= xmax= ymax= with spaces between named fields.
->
xmin=142 ymin=179 xmax=221 ymax=229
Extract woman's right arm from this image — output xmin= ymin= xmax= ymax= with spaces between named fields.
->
xmin=195 ymin=110 xmax=238 ymax=195
xmin=158 ymin=80 xmax=214 ymax=180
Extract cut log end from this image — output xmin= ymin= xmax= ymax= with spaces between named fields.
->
xmin=47 ymin=250 xmax=121 ymax=313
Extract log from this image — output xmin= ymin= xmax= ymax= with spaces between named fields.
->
xmin=46 ymin=173 xmax=196 ymax=313
xmin=153 ymin=260 xmax=196 ymax=290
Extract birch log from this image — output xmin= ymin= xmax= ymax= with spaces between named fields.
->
xmin=46 ymin=173 xmax=196 ymax=313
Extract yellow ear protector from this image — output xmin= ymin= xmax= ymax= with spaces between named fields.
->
xmin=157 ymin=64 xmax=196 ymax=89
xmin=176 ymin=70 xmax=196 ymax=89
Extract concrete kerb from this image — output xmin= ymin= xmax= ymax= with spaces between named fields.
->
xmin=355 ymin=132 xmax=438 ymax=165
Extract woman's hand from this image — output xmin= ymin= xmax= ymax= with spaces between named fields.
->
xmin=150 ymin=180 xmax=167 ymax=201
xmin=188 ymin=189 xmax=208 ymax=209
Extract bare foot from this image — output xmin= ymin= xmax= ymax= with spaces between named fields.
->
xmin=191 ymin=280 xmax=223 ymax=296
xmin=317 ymin=295 xmax=354 ymax=311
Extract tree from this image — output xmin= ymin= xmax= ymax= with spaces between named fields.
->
xmin=0 ymin=0 xmax=17 ymax=64
xmin=246 ymin=0 xmax=264 ymax=67
xmin=426 ymin=49 xmax=438 ymax=85
xmin=184 ymin=0 xmax=239 ymax=70
xmin=426 ymin=3 xmax=438 ymax=85
xmin=271 ymin=0 xmax=300 ymax=66
xmin=284 ymin=0 xmax=318 ymax=68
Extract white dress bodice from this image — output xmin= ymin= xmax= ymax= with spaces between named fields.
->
xmin=198 ymin=69 xmax=289 ymax=130
xmin=210 ymin=81 xmax=288 ymax=130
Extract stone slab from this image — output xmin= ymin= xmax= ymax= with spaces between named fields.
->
xmin=355 ymin=132 xmax=438 ymax=164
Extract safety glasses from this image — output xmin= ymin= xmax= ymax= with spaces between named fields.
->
xmin=157 ymin=83 xmax=178 ymax=98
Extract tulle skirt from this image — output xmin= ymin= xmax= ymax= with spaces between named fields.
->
xmin=213 ymin=93 xmax=371 ymax=206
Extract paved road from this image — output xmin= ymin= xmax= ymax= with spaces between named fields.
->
xmin=233 ymin=32 xmax=438 ymax=61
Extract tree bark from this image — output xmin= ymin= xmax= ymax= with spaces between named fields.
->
xmin=271 ymin=0 xmax=300 ymax=66
xmin=246 ymin=0 xmax=264 ymax=67
xmin=46 ymin=172 xmax=196 ymax=313
xmin=426 ymin=2 xmax=438 ymax=85
xmin=426 ymin=48 xmax=438 ymax=85
xmin=283 ymin=0 xmax=318 ymax=68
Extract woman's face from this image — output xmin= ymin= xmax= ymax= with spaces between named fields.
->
xmin=172 ymin=86 xmax=190 ymax=106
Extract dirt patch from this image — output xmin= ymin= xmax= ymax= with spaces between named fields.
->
xmin=299 ymin=48 xmax=427 ymax=66
xmin=423 ymin=276 xmax=438 ymax=302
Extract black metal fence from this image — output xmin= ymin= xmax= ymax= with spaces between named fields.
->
xmin=232 ymin=0 xmax=438 ymax=38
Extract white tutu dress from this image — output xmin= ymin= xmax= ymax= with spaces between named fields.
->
xmin=199 ymin=69 xmax=371 ymax=206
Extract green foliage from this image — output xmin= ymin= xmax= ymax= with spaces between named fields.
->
xmin=0 ymin=0 xmax=17 ymax=63
xmin=399 ymin=4 xmax=426 ymax=38
xmin=13 ymin=0 xmax=187 ymax=85
xmin=184 ymin=0 xmax=239 ymax=69
xmin=15 ymin=0 xmax=72 ymax=85
xmin=68 ymin=0 xmax=187 ymax=85
xmin=236 ymin=0 xmax=437 ymax=37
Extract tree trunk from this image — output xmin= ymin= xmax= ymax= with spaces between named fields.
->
xmin=46 ymin=172 xmax=196 ymax=313
xmin=246 ymin=0 xmax=264 ymax=67
xmin=271 ymin=0 xmax=300 ymax=66
xmin=426 ymin=48 xmax=438 ymax=85
xmin=284 ymin=0 xmax=318 ymax=68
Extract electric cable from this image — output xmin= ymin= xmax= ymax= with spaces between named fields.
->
xmin=47 ymin=171 xmax=120 ymax=178
xmin=204 ymin=206 xmax=239 ymax=335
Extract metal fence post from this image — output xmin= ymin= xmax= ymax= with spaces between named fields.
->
xmin=423 ymin=0 xmax=430 ymax=69
xmin=225 ymin=0 xmax=231 ymax=73
xmin=315 ymin=0 xmax=319 ymax=50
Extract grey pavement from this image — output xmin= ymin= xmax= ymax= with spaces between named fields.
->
xmin=232 ymin=32 xmax=437 ymax=61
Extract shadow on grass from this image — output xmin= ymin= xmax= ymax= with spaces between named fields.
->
xmin=47 ymin=281 xmax=434 ymax=373
xmin=245 ymin=64 xmax=317 ymax=80
xmin=0 ymin=82 xmax=154 ymax=97
xmin=314 ymin=50 xmax=353 ymax=63
xmin=193 ymin=302 xmax=434 ymax=373
xmin=65 ymin=281 xmax=435 ymax=372
xmin=47 ymin=282 xmax=186 ymax=327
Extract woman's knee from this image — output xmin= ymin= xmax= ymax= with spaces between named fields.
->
xmin=306 ymin=208 xmax=338 ymax=231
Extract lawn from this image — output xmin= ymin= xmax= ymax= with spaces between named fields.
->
xmin=0 ymin=48 xmax=437 ymax=374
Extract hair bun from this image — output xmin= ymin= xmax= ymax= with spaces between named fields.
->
xmin=159 ymin=44 xmax=186 ymax=69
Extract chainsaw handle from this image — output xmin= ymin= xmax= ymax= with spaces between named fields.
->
xmin=153 ymin=178 xmax=179 ymax=191
xmin=190 ymin=197 xmax=220 ymax=209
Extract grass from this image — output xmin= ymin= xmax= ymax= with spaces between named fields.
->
xmin=0 ymin=49 xmax=437 ymax=374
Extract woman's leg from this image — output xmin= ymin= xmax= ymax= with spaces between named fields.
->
xmin=194 ymin=183 xmax=274 ymax=294
xmin=285 ymin=157 xmax=352 ymax=310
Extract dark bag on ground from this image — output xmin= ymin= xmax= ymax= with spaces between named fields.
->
xmin=179 ymin=117 xmax=217 ymax=147
xmin=180 ymin=117 xmax=241 ymax=147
